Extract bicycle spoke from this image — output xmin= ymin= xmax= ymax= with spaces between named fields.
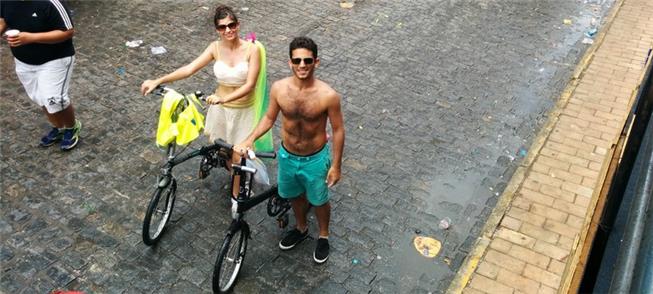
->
xmin=215 ymin=228 xmax=247 ymax=292
xmin=142 ymin=180 xmax=176 ymax=245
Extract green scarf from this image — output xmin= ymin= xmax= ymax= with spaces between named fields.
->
xmin=253 ymin=40 xmax=274 ymax=152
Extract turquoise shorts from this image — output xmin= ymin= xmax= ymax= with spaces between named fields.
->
xmin=277 ymin=143 xmax=331 ymax=206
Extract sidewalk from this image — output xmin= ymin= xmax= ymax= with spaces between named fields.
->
xmin=449 ymin=0 xmax=653 ymax=292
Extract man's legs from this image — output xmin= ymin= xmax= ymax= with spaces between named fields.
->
xmin=312 ymin=201 xmax=331 ymax=264
xmin=314 ymin=201 xmax=330 ymax=238
xmin=279 ymin=194 xmax=332 ymax=264
xmin=18 ymin=56 xmax=81 ymax=149
xmin=41 ymin=103 xmax=80 ymax=150
xmin=41 ymin=57 xmax=80 ymax=150
xmin=291 ymin=195 xmax=310 ymax=231
xmin=279 ymin=195 xmax=310 ymax=250
xmin=44 ymin=104 xmax=76 ymax=128
xmin=43 ymin=107 xmax=60 ymax=127
xmin=40 ymin=104 xmax=80 ymax=150
xmin=277 ymin=147 xmax=310 ymax=250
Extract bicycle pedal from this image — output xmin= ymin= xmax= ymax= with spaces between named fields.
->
xmin=198 ymin=169 xmax=209 ymax=179
xmin=199 ymin=158 xmax=213 ymax=179
xmin=277 ymin=214 xmax=289 ymax=228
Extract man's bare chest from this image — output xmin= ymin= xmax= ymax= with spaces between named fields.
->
xmin=279 ymin=94 xmax=325 ymax=121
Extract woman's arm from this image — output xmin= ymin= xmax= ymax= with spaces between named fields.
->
xmin=232 ymin=80 xmax=281 ymax=159
xmin=141 ymin=42 xmax=215 ymax=95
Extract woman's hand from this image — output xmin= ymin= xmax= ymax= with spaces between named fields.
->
xmin=207 ymin=95 xmax=224 ymax=105
xmin=140 ymin=80 xmax=160 ymax=96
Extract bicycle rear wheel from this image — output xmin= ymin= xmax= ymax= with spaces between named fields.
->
xmin=212 ymin=225 xmax=248 ymax=293
xmin=142 ymin=178 xmax=177 ymax=245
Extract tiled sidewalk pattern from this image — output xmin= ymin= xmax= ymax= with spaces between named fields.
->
xmin=463 ymin=0 xmax=653 ymax=292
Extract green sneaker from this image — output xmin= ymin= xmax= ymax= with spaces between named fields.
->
xmin=60 ymin=120 xmax=81 ymax=151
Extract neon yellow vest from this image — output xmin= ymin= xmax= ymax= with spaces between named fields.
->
xmin=156 ymin=89 xmax=205 ymax=147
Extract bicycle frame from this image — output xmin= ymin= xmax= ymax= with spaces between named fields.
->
xmin=211 ymin=142 xmax=291 ymax=293
xmin=169 ymin=145 xmax=217 ymax=170
xmin=158 ymin=140 xmax=286 ymax=218
xmin=157 ymin=142 xmax=228 ymax=179
xmin=229 ymin=156 xmax=279 ymax=219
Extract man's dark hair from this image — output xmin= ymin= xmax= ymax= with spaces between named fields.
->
xmin=289 ymin=37 xmax=318 ymax=59
xmin=214 ymin=5 xmax=238 ymax=28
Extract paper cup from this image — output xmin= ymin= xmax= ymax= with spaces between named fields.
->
xmin=5 ymin=29 xmax=20 ymax=37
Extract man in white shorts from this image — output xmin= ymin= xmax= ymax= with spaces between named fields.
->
xmin=1 ymin=0 xmax=81 ymax=150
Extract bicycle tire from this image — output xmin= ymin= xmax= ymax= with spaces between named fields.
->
xmin=142 ymin=179 xmax=177 ymax=245
xmin=212 ymin=225 xmax=248 ymax=293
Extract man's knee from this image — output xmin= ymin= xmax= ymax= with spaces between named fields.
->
xmin=313 ymin=200 xmax=330 ymax=209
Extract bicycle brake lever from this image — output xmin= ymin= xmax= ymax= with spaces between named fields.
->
xmin=247 ymin=149 xmax=256 ymax=159
xmin=195 ymin=91 xmax=204 ymax=98
xmin=152 ymin=84 xmax=167 ymax=96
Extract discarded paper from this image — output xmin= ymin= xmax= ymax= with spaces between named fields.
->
xmin=125 ymin=40 xmax=143 ymax=48
xmin=414 ymin=236 xmax=442 ymax=258
xmin=151 ymin=46 xmax=167 ymax=55
xmin=340 ymin=1 xmax=354 ymax=9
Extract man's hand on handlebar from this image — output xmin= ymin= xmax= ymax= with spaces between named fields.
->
xmin=232 ymin=141 xmax=254 ymax=162
xmin=141 ymin=79 xmax=160 ymax=96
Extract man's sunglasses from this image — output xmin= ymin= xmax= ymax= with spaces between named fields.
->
xmin=291 ymin=58 xmax=314 ymax=65
xmin=217 ymin=22 xmax=238 ymax=31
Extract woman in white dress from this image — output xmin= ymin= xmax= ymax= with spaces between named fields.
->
xmin=141 ymin=5 xmax=260 ymax=145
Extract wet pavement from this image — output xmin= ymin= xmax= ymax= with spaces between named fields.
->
xmin=0 ymin=0 xmax=613 ymax=293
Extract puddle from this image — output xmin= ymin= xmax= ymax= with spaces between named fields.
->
xmin=391 ymin=231 xmax=452 ymax=290
xmin=425 ymin=172 xmax=487 ymax=235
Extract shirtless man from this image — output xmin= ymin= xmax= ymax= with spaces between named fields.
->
xmin=234 ymin=37 xmax=344 ymax=263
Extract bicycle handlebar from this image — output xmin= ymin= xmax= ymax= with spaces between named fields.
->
xmin=153 ymin=85 xmax=206 ymax=102
xmin=213 ymin=139 xmax=276 ymax=159
xmin=253 ymin=151 xmax=276 ymax=159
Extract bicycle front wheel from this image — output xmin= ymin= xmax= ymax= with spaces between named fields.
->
xmin=142 ymin=178 xmax=177 ymax=245
xmin=212 ymin=225 xmax=248 ymax=293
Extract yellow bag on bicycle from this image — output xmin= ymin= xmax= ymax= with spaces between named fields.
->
xmin=175 ymin=94 xmax=204 ymax=145
xmin=156 ymin=89 xmax=205 ymax=147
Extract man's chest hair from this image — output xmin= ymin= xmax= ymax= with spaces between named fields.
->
xmin=280 ymin=94 xmax=326 ymax=121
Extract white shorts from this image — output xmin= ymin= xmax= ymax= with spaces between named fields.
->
xmin=15 ymin=56 xmax=75 ymax=114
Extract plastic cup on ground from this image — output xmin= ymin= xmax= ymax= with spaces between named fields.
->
xmin=438 ymin=217 xmax=452 ymax=230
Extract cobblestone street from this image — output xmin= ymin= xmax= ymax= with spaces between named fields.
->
xmin=0 ymin=0 xmax=612 ymax=293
